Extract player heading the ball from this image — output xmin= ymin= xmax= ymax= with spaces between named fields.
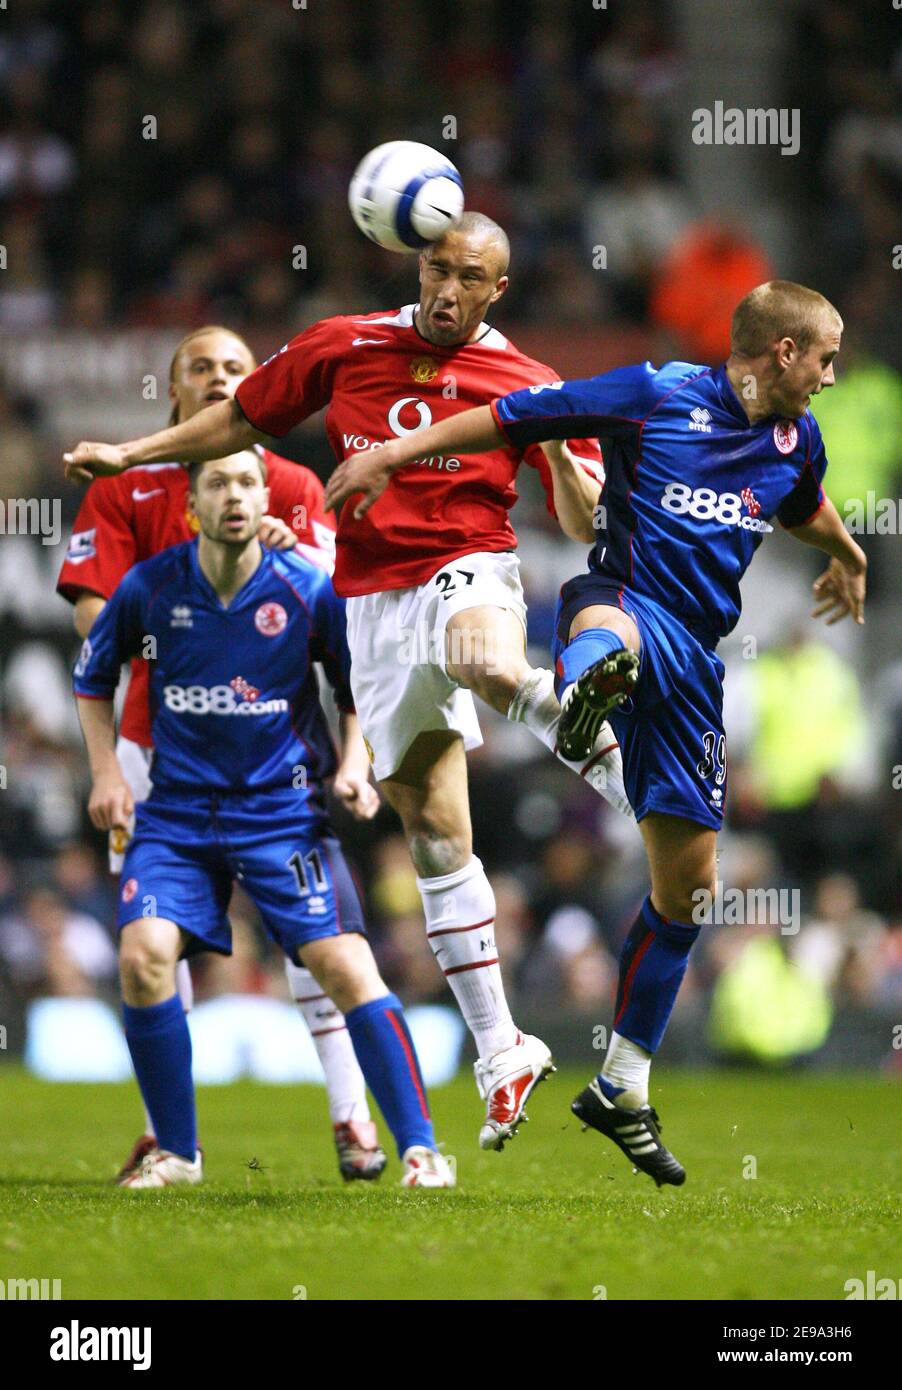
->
xmin=323 ymin=279 xmax=866 ymax=1187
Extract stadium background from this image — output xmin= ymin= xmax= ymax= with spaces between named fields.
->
xmin=0 ymin=0 xmax=899 ymax=1084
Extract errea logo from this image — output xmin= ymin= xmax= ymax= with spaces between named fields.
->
xmin=688 ymin=406 xmax=712 ymax=433
xmin=170 ymin=605 xmax=193 ymax=628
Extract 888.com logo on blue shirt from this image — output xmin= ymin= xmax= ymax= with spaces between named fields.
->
xmin=659 ymin=482 xmax=774 ymax=534
xmin=162 ymin=680 xmax=288 ymax=716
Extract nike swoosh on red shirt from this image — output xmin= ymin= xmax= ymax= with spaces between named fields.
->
xmin=351 ymin=337 xmax=390 ymax=346
xmin=132 ymin=487 xmax=166 ymax=501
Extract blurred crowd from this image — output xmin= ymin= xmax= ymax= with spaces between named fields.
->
xmin=0 ymin=0 xmax=898 ymax=355
xmin=0 ymin=0 xmax=900 ymax=1064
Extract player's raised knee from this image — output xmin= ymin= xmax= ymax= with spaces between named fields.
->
xmin=445 ymin=607 xmax=528 ymax=713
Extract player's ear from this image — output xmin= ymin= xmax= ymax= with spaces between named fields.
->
xmin=489 ymin=275 xmax=509 ymax=305
xmin=261 ymin=484 xmax=270 ymax=511
xmin=775 ymin=336 xmax=796 ymax=369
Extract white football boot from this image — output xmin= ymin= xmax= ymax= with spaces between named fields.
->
xmin=118 ymin=1147 xmax=203 ymax=1189
xmin=400 ymin=1147 xmax=456 ymax=1188
xmin=475 ymin=1032 xmax=555 ymax=1151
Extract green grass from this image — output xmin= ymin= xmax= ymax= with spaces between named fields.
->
xmin=2 ymin=1064 xmax=900 ymax=1300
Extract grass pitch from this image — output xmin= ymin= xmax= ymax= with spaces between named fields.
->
xmin=2 ymin=1064 xmax=899 ymax=1301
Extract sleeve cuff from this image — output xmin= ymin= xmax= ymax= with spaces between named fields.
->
xmin=780 ymin=492 xmax=826 ymax=530
xmin=234 ymin=388 xmax=283 ymax=440
xmin=489 ymin=397 xmax=516 ymax=445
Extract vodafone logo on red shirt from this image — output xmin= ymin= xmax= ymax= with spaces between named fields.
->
xmin=254 ymin=602 xmax=288 ymax=636
xmin=387 ymin=396 xmax=432 ymax=435
xmin=341 ymin=397 xmax=461 ymax=472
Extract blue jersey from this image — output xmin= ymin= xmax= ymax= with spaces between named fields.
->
xmin=73 ymin=540 xmax=354 ymax=801
xmin=492 ymin=362 xmax=828 ymax=645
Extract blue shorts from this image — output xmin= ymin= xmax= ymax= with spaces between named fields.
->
xmin=554 ymin=576 xmax=727 ymax=831
xmin=116 ymin=788 xmax=366 ymax=962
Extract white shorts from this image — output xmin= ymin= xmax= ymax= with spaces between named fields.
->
xmin=345 ymin=550 xmax=527 ymax=782
xmin=108 ymin=736 xmax=153 ymax=872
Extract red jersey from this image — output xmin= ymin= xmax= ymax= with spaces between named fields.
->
xmin=234 ymin=304 xmax=604 ymax=597
xmin=57 ymin=448 xmax=335 ymax=747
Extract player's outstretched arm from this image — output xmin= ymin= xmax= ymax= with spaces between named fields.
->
xmin=323 ymin=404 xmax=502 ymax=517
xmin=63 ymin=399 xmax=265 ymax=484
xmin=76 ymin=696 xmax=135 ymax=831
xmin=787 ymin=496 xmax=867 ymax=626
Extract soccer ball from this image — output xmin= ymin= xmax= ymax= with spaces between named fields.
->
xmin=348 ymin=141 xmax=464 ymax=253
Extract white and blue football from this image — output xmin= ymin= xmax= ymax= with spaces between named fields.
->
xmin=349 ymin=140 xmax=464 ymax=253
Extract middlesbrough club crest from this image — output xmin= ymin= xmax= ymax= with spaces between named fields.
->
xmin=255 ymin=602 xmax=287 ymax=636
xmin=122 ymin=877 xmax=138 ymax=904
xmin=773 ymin=420 xmax=798 ymax=455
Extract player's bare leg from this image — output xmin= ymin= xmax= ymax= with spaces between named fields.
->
xmin=117 ymin=918 xmax=203 ymax=1188
xmin=445 ymin=605 xmax=633 ymax=816
xmin=379 ymin=730 xmax=553 ymax=1150
xmin=299 ymin=933 xmax=453 ymax=1187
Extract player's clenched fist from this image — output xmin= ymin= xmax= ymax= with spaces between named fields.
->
xmin=88 ymin=771 xmax=135 ymax=833
xmin=63 ymin=441 xmax=128 ymax=484
xmin=333 ymin=767 xmax=380 ymax=821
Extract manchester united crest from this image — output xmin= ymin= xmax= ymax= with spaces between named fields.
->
xmin=255 ymin=602 xmax=288 ymax=636
xmin=409 ymin=355 xmax=439 ymax=384
xmin=185 ymin=507 xmax=201 ymax=534
xmin=110 ymin=826 xmax=131 ymax=856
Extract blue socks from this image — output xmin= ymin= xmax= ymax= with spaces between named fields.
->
xmin=123 ymin=994 xmax=195 ymax=1161
xmin=346 ymin=994 xmax=436 ymax=1156
xmin=123 ymin=990 xmax=435 ymax=1165
xmin=613 ymin=897 xmax=700 ymax=1053
xmin=557 ymin=627 xmax=625 ymax=691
